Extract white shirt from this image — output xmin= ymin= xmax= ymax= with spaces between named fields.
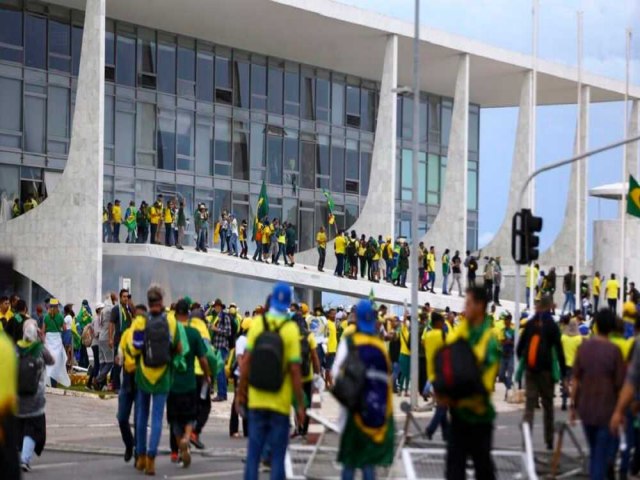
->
xmin=331 ymin=338 xmax=349 ymax=432
xmin=230 ymin=218 xmax=238 ymax=235
xmin=63 ymin=314 xmax=73 ymax=331
xmin=234 ymin=335 xmax=247 ymax=377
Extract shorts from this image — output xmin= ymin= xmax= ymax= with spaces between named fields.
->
xmin=325 ymin=353 xmax=336 ymax=370
xmin=167 ymin=391 xmax=198 ymax=424
xmin=286 ymin=246 xmax=295 ymax=256
xmin=61 ymin=329 xmax=72 ymax=347
xmin=262 ymin=243 xmax=270 ymax=254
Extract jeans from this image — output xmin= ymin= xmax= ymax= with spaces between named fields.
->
xmin=442 ymin=273 xmax=449 ymax=294
xmin=386 ymin=259 xmax=394 ymax=282
xmin=399 ymin=270 xmax=407 ymax=287
xmin=220 ymin=230 xmax=228 ymax=252
xmin=608 ymin=298 xmax=618 ymax=314
xmin=342 ymin=466 xmax=375 ymax=480
xmin=525 ymin=287 xmax=532 ymax=308
xmin=593 ymin=295 xmax=600 ymax=312
xmin=113 ymin=222 xmax=121 ymax=242
xmin=583 ymin=424 xmax=616 ymax=480
xmin=21 ymin=435 xmax=36 ymax=465
xmin=427 ymin=404 xmax=449 ymax=441
xmin=135 ymin=390 xmax=168 ymax=458
xmin=563 ymin=292 xmax=576 ymax=314
xmin=620 ymin=409 xmax=636 ymax=475
xmin=494 ymin=284 xmax=501 ymax=304
xmin=163 ymin=223 xmax=172 ymax=246
xmin=229 ymin=233 xmax=239 ymax=255
xmin=137 ymin=224 xmax=149 ymax=244
xmin=253 ymin=240 xmax=262 ymax=260
xmin=499 ymin=354 xmax=514 ymax=390
xmin=275 ymin=243 xmax=287 ymax=264
xmin=216 ymin=347 xmax=229 ymax=399
xmin=245 ymin=410 xmax=290 ymax=480
xmin=318 ymin=247 xmax=326 ymax=270
xmin=561 ymin=367 xmax=573 ymax=408
xmin=450 ymin=273 xmax=462 ymax=296
xmin=117 ymin=378 xmax=136 ymax=451
xmin=150 ymin=223 xmax=158 ymax=244
xmin=391 ymin=361 xmax=400 ymax=391
xmin=103 ymin=222 xmax=111 ymax=242
xmin=428 ymin=272 xmax=436 ymax=290
xmin=446 ymin=414 xmax=495 ymax=480
xmin=335 ymin=253 xmax=345 ymax=277
xmin=240 ymin=240 xmax=248 ymax=257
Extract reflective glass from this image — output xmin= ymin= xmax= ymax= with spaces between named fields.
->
xmin=233 ymin=60 xmax=249 ymax=108
xmin=196 ymin=52 xmax=213 ymax=102
xmin=284 ymin=71 xmax=299 ymax=116
xmin=402 ymin=96 xmax=413 ymax=139
xmin=0 ymin=8 xmax=22 ymax=62
xmin=157 ymin=43 xmax=176 ymax=94
xmin=300 ymin=141 xmax=315 ymax=189
xmin=178 ymin=45 xmax=195 ymax=81
xmin=345 ymin=203 xmax=358 ymax=230
xmin=0 ymin=165 xmax=19 ymax=200
xmin=345 ymin=146 xmax=358 ymax=180
xmin=116 ymin=34 xmax=135 ymax=86
xmin=25 ymin=14 xmax=46 ymax=69
xmin=105 ymin=26 xmax=114 ymax=65
xmin=316 ymin=142 xmax=329 ymax=176
xmin=267 ymin=135 xmax=283 ymax=185
xmin=49 ymin=20 xmax=69 ymax=55
xmin=24 ymin=95 xmax=45 ymax=153
xmin=158 ymin=112 xmax=176 ymax=170
xmin=427 ymin=153 xmax=440 ymax=204
xmin=331 ymin=82 xmax=344 ymax=126
xmin=330 ymin=145 xmax=344 ymax=193
xmin=299 ymin=209 xmax=314 ymax=251
xmin=284 ymin=137 xmax=298 ymax=171
xmin=468 ymin=168 xmax=478 ymax=210
xmin=360 ymin=151 xmax=370 ymax=195
xmin=104 ymin=95 xmax=114 ymax=145
xmin=233 ymin=128 xmax=249 ymax=180
xmin=441 ymin=100 xmax=452 ymax=147
xmin=428 ymin=96 xmax=440 ymax=143
xmin=250 ymin=123 xmax=265 ymax=169
xmin=138 ymin=29 xmax=156 ymax=74
xmin=301 ymin=75 xmax=314 ymax=120
xmin=283 ymin=198 xmax=297 ymax=227
xmin=360 ymin=89 xmax=374 ymax=131
xmin=251 ymin=64 xmax=266 ymax=110
xmin=116 ymin=109 xmax=135 ymax=165
xmin=213 ymin=189 xmax=231 ymax=221
xmin=316 ymin=78 xmax=329 ymax=122
xmin=195 ymin=124 xmax=212 ymax=176
xmin=314 ymin=202 xmax=328 ymax=236
xmin=214 ymin=117 xmax=231 ymax=162
xmin=177 ymin=110 xmax=194 ymax=157
xmin=268 ymin=67 xmax=283 ymax=114
xmin=215 ymin=56 xmax=231 ymax=89
xmin=401 ymin=149 xmax=412 ymax=200
xmin=72 ymin=25 xmax=82 ymax=76
xmin=346 ymin=85 xmax=359 ymax=114
xmin=136 ymin=103 xmax=156 ymax=151
xmin=0 ymin=77 xmax=21 ymax=132
xmin=418 ymin=155 xmax=426 ymax=203
xmin=419 ymin=99 xmax=428 ymax=143
xmin=469 ymin=109 xmax=480 ymax=153
xmin=48 ymin=87 xmax=69 ymax=138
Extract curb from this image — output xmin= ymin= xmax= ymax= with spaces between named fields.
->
xmin=47 ymin=443 xmax=247 ymax=458
xmin=46 ymin=387 xmax=117 ymax=400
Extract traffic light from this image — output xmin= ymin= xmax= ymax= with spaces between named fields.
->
xmin=512 ymin=208 xmax=543 ymax=265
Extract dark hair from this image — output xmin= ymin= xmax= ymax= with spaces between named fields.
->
xmin=15 ymin=299 xmax=27 ymax=313
xmin=466 ymin=286 xmax=489 ymax=309
xmin=594 ymin=309 xmax=617 ymax=336
xmin=175 ymin=299 xmax=190 ymax=316
xmin=119 ymin=288 xmax=129 ymax=298
xmin=63 ymin=304 xmax=75 ymax=316
xmin=0 ymin=296 xmax=8 ymax=303
xmin=431 ymin=312 xmax=444 ymax=326
xmin=147 ymin=285 xmax=164 ymax=305
xmin=135 ymin=304 xmax=147 ymax=312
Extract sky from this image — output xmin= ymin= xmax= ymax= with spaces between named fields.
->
xmin=342 ymin=0 xmax=640 ymax=257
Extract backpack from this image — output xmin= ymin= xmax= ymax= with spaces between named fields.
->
xmin=382 ymin=243 xmax=390 ymax=260
xmin=469 ymin=258 xmax=478 ymax=272
xmin=81 ymin=325 xmax=94 ymax=348
xmin=433 ymin=338 xmax=485 ymax=400
xmin=331 ymin=337 xmax=366 ymax=411
xmin=143 ymin=312 xmax=172 ymax=368
xmin=249 ymin=316 xmax=285 ymax=392
xmin=300 ymin=335 xmax=311 ymax=378
xmin=18 ymin=351 xmax=43 ymax=395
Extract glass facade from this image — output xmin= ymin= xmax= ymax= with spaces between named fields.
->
xmin=0 ymin=1 xmax=479 ymax=251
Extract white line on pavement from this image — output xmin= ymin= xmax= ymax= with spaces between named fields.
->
xmin=31 ymin=462 xmax=79 ymax=470
xmin=168 ymin=469 xmax=245 ymax=479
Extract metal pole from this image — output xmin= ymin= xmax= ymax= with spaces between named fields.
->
xmin=527 ymin=0 xmax=539 ymax=310
xmin=621 ymin=30 xmax=631 ymax=296
xmin=575 ymin=11 xmax=583 ymax=306
xmin=409 ymin=0 xmax=420 ymax=409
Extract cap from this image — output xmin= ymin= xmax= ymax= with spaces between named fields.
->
xmin=49 ymin=298 xmax=60 ymax=306
xmin=229 ymin=302 xmax=237 ymax=308
xmin=355 ymin=300 xmax=376 ymax=334
xmin=95 ymin=302 xmax=105 ymax=310
xmin=300 ymin=303 xmax=309 ymax=315
xmin=270 ymin=282 xmax=292 ymax=313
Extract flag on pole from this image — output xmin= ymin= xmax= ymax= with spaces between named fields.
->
xmin=323 ymin=189 xmax=335 ymax=225
xmin=368 ymin=287 xmax=377 ymax=309
xmin=627 ymin=175 xmax=640 ymax=219
xmin=256 ymin=180 xmax=269 ymax=221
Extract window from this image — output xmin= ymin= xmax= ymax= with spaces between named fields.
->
xmin=331 ymin=81 xmax=344 ymax=126
xmin=284 ymin=135 xmax=298 ymax=172
xmin=345 ymin=143 xmax=359 ymax=194
xmin=24 ymin=94 xmax=45 ymax=153
xmin=316 ymin=137 xmax=330 ymax=190
xmin=137 ymin=28 xmax=156 ymax=89
xmin=331 ymin=145 xmax=344 ymax=193
xmin=25 ymin=14 xmax=46 ymax=69
xmin=105 ymin=21 xmax=115 ymax=81
xmin=233 ymin=122 xmax=249 ymax=180
xmin=47 ymin=86 xmax=69 ymax=140
xmin=316 ymin=78 xmax=330 ymax=122
xmin=157 ymin=110 xmax=176 ymax=170
xmin=71 ymin=25 xmax=82 ymax=76
xmin=402 ymin=95 xmax=413 ymax=139
xmin=360 ymin=150 xmax=371 ymax=196
xmin=360 ymin=88 xmax=375 ymax=131
xmin=267 ymin=134 xmax=283 ymax=185
xmin=346 ymin=85 xmax=360 ymax=128
xmin=214 ymin=189 xmax=231 ymax=221
xmin=116 ymin=33 xmax=135 ymax=87
xmin=0 ymin=77 xmax=22 ymax=148
xmin=250 ymin=123 xmax=265 ymax=182
xmin=48 ymin=19 xmax=70 ymax=72
xmin=300 ymin=141 xmax=315 ymax=189
xmin=157 ymin=39 xmax=176 ymax=94
xmin=136 ymin=103 xmax=156 ymax=167
xmin=401 ymin=149 xmax=412 ymax=200
xmin=196 ymin=50 xmax=213 ymax=102
xmin=284 ymin=70 xmax=299 ymax=116
xmin=428 ymin=96 xmax=441 ymax=144
xmin=441 ymin=99 xmax=452 ymax=147
xmin=104 ymin=95 xmax=114 ymax=161
xmin=215 ymin=55 xmax=232 ymax=104
xmin=177 ymin=41 xmax=195 ymax=97
xmin=0 ymin=7 xmax=22 ymax=63
xmin=427 ymin=153 xmax=440 ymax=204
xmin=469 ymin=106 xmax=480 ymax=153
xmin=176 ymin=110 xmax=194 ymax=162
xmin=299 ymin=209 xmax=314 ymax=251
xmin=195 ymin=122 xmax=212 ymax=176
xmin=115 ymin=99 xmax=135 ymax=165
xmin=251 ymin=63 xmax=266 ymax=111
xmin=420 ymin=98 xmax=428 ymax=143
xmin=301 ymin=73 xmax=314 ymax=120
xmin=233 ymin=59 xmax=250 ymax=109
xmin=214 ymin=117 xmax=231 ymax=163
xmin=267 ymin=66 xmax=283 ymax=114
xmin=418 ymin=152 xmax=427 ymax=203
xmin=468 ymin=168 xmax=478 ymax=210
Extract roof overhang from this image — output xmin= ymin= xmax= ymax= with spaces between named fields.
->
xmin=589 ymin=182 xmax=626 ymax=200
xmin=49 ymin=0 xmax=639 ymax=107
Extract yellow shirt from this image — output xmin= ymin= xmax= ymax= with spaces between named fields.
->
xmin=303 ymin=333 xmax=318 ymax=383
xmin=316 ymin=231 xmax=327 ymax=249
xmin=592 ymin=277 xmax=601 ymax=296
xmin=426 ymin=253 xmax=435 ymax=272
xmin=112 ymin=205 xmax=122 ymax=223
xmin=247 ymin=315 xmax=300 ymax=416
xmin=560 ymin=334 xmax=583 ymax=368
xmin=189 ymin=317 xmax=212 ymax=376
xmin=149 ymin=205 xmax=161 ymax=225
xmin=326 ymin=321 xmax=337 ymax=354
xmin=0 ymin=332 xmax=17 ymax=416
xmin=422 ymin=328 xmax=446 ymax=382
xmin=0 ymin=309 xmax=13 ymax=328
xmin=164 ymin=207 xmax=173 ymax=224
xmin=610 ymin=335 xmax=634 ymax=362
xmin=261 ymin=225 xmax=271 ymax=244
xmin=399 ymin=324 xmax=410 ymax=356
xmin=119 ymin=328 xmax=137 ymax=373
xmin=606 ymin=279 xmax=620 ymax=300
xmin=335 ymin=235 xmax=347 ymax=254
xmin=343 ymin=324 xmax=356 ymax=337
xmin=358 ymin=244 xmax=366 ymax=256
xmin=525 ymin=266 xmax=539 ymax=288
xmin=239 ymin=226 xmax=246 ymax=242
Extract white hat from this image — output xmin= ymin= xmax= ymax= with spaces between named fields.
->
xmin=95 ymin=302 xmax=105 ymax=311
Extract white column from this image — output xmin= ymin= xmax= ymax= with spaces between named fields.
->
xmin=421 ymin=53 xmax=469 ymax=253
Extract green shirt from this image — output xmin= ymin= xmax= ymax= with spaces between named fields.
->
xmin=171 ymin=325 xmax=206 ymax=394
xmin=44 ymin=312 xmax=64 ymax=333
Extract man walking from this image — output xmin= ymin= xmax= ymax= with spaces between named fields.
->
xmin=493 ymin=257 xmax=503 ymax=306
xmin=109 ymin=289 xmax=133 ymax=392
xmin=316 ymin=227 xmax=327 ymax=272
xmin=441 ymin=249 xmax=451 ymax=295
xmin=112 ymin=199 xmax=122 ymax=243
xmin=426 ymin=246 xmax=436 ymax=293
xmin=209 ymin=299 xmax=232 ymax=402
xmin=334 ymin=230 xmax=347 ymax=277
xmin=562 ymin=266 xmax=576 ymax=314
xmin=464 ymin=250 xmax=478 ymax=288
xmin=449 ymin=250 xmax=463 ymax=296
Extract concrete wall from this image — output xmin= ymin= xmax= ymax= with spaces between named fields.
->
xmin=0 ymin=0 xmax=104 ymax=306
xmin=593 ymin=218 xmax=640 ymax=284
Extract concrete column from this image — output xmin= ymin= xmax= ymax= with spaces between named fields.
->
xmin=294 ymin=34 xmax=398 ymax=269
xmin=626 ymin=100 xmax=639 ymax=180
xmin=539 ymin=85 xmax=590 ymax=271
xmin=421 ymin=53 xmax=469 ymax=253
xmin=0 ymin=0 xmax=104 ymax=305
xmin=480 ymin=71 xmax=532 ymax=260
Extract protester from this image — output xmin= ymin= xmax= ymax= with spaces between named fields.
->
xmin=208 ymin=299 xmax=232 ymax=402
xmin=115 ymin=304 xmax=138 ymax=464
xmin=109 ymin=289 xmax=133 ymax=392
xmin=497 ymin=313 xmax=515 ymax=400
xmin=230 ymin=317 xmax=250 ymax=438
xmin=560 ymin=319 xmax=583 ymax=411
xmin=43 ymin=299 xmax=71 ymax=388
xmin=334 ymin=230 xmax=347 ymax=277
xmin=606 ymin=273 xmax=620 ymax=314
xmin=112 ymin=199 xmax=122 ymax=243
xmin=397 ymin=313 xmax=411 ymax=397
xmin=423 ymin=312 xmax=449 ymax=441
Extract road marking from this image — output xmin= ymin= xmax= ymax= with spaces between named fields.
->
xmin=168 ymin=469 xmax=245 ymax=479
xmin=31 ymin=462 xmax=79 ymax=470
xmin=48 ymin=423 xmax=116 ymax=428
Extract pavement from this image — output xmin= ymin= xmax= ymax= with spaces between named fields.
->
xmin=29 ymin=384 xmax=585 ymax=479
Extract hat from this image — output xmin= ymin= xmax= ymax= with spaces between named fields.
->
xmin=270 ymin=282 xmax=292 ymax=314
xmin=337 ymin=305 xmax=344 ymax=311
xmin=82 ymin=299 xmax=89 ymax=306
xmin=355 ymin=300 xmax=376 ymax=334
xmin=229 ymin=302 xmax=237 ymax=308
xmin=95 ymin=302 xmax=105 ymax=311
xmin=190 ymin=309 xmax=205 ymax=320
xmin=183 ymin=296 xmax=193 ymax=307
xmin=300 ymin=303 xmax=309 ymax=315
xmin=49 ymin=298 xmax=60 ymax=306
xmin=213 ymin=298 xmax=224 ymax=307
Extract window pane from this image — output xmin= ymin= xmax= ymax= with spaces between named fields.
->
xmin=284 ymin=137 xmax=298 ymax=171
xmin=104 ymin=95 xmax=114 ymax=145
xmin=196 ymin=52 xmax=213 ymax=102
xmin=250 ymin=123 xmax=265 ymax=169
xmin=331 ymin=145 xmax=344 ymax=193
xmin=468 ymin=169 xmax=478 ymax=210
xmin=158 ymin=112 xmax=176 ymax=170
xmin=346 ymin=85 xmax=360 ymax=115
xmin=267 ymin=67 xmax=283 ymax=114
xmin=317 ymin=142 xmax=329 ymax=176
xmin=420 ymin=99 xmax=428 ymax=143
xmin=138 ymin=29 xmax=156 ymax=74
xmin=331 ymin=82 xmax=344 ymax=126
xmin=233 ymin=128 xmax=249 ymax=180
xmin=233 ymin=60 xmax=249 ymax=108
xmin=0 ymin=165 xmax=19 ymax=201
xmin=267 ymin=135 xmax=282 ymax=185
xmin=299 ymin=209 xmax=314 ymax=251
xmin=251 ymin=64 xmax=266 ymax=111
xmin=469 ymin=109 xmax=479 ymax=153
xmin=360 ymin=89 xmax=374 ymax=131
xmin=105 ymin=26 xmax=114 ymax=65
xmin=0 ymin=77 xmax=21 ymax=133
xmin=136 ymin=103 xmax=156 ymax=152
xmin=49 ymin=20 xmax=70 ymax=60
xmin=418 ymin=156 xmax=426 ymax=203
xmin=428 ymin=96 xmax=440 ymax=143
xmin=214 ymin=117 xmax=230 ymax=162
xmin=301 ymin=74 xmax=314 ymax=120
xmin=427 ymin=153 xmax=440 ymax=204
xmin=402 ymin=96 xmax=413 ymax=139
xmin=48 ymin=87 xmax=69 ymax=138
xmin=346 ymin=147 xmax=358 ymax=180
xmin=177 ymin=110 xmax=194 ymax=157
xmin=24 ymin=95 xmax=45 ymax=153
xmin=195 ymin=124 xmax=212 ymax=176
xmin=116 ymin=109 xmax=134 ymax=165
xmin=360 ymin=151 xmax=370 ymax=195
xmin=0 ymin=8 xmax=22 ymax=63
xmin=300 ymin=141 xmax=315 ymax=189
xmin=284 ymin=71 xmax=299 ymax=115
xmin=116 ymin=34 xmax=135 ymax=86
xmin=441 ymin=100 xmax=452 ymax=147
xmin=158 ymin=43 xmax=176 ymax=93
xmin=72 ymin=25 xmax=82 ymax=76
xmin=316 ymin=78 xmax=329 ymax=122
xmin=215 ymin=56 xmax=231 ymax=89
xmin=177 ymin=45 xmax=195 ymax=81
xmin=25 ymin=14 xmax=46 ymax=69
xmin=401 ymin=149 xmax=412 ymax=200
xmin=213 ymin=189 xmax=231 ymax=222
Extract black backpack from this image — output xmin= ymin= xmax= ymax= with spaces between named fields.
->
xmin=300 ymin=335 xmax=311 ymax=378
xmin=249 ymin=316 xmax=285 ymax=392
xmin=347 ymin=239 xmax=357 ymax=257
xmin=18 ymin=351 xmax=43 ymax=395
xmin=469 ymin=258 xmax=478 ymax=272
xmin=433 ymin=338 xmax=485 ymax=400
xmin=331 ymin=337 xmax=366 ymax=412
xmin=143 ymin=312 xmax=172 ymax=368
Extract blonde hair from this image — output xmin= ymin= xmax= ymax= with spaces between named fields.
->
xmin=23 ymin=319 xmax=39 ymax=343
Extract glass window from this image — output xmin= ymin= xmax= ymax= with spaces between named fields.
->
xmin=48 ymin=19 xmax=70 ymax=72
xmin=0 ymin=7 xmax=22 ymax=63
xmin=299 ymin=209 xmax=314 ymax=251
xmin=215 ymin=56 xmax=232 ymax=104
xmin=157 ymin=111 xmax=176 ymax=170
xmin=469 ymin=108 xmax=480 ymax=153
xmin=468 ymin=168 xmax=478 ymax=210
xmin=25 ymin=14 xmax=46 ymax=69
xmin=196 ymin=51 xmax=213 ymax=102
xmin=317 ymin=141 xmax=329 ymax=176
xmin=331 ymin=81 xmax=344 ymax=126
xmin=402 ymin=96 xmax=413 ymax=139
xmin=300 ymin=141 xmax=315 ymax=189
xmin=427 ymin=153 xmax=440 ymax=204
xmin=267 ymin=135 xmax=283 ymax=185
xmin=233 ymin=60 xmax=249 ymax=108
xmin=115 ymin=102 xmax=135 ymax=165
xmin=428 ymin=96 xmax=441 ymax=144
xmin=268 ymin=66 xmax=283 ymax=114
xmin=418 ymin=153 xmax=427 ymax=203
xmin=213 ymin=189 xmax=231 ymax=221
xmin=0 ymin=77 xmax=21 ymax=134
xmin=301 ymin=74 xmax=314 ymax=120
xmin=316 ymin=78 xmax=330 ymax=122
xmin=177 ymin=44 xmax=195 ymax=97
xmin=360 ymin=151 xmax=371 ymax=196
xmin=137 ymin=28 xmax=156 ymax=76
xmin=136 ymin=103 xmax=156 ymax=152
xmin=105 ymin=22 xmax=114 ymax=66
xmin=345 ymin=145 xmax=358 ymax=180
xmin=284 ymin=71 xmax=299 ymax=116
xmin=251 ymin=63 xmax=266 ymax=111
xmin=284 ymin=136 xmax=298 ymax=171
xmin=441 ymin=99 xmax=452 ymax=147
xmin=233 ymin=126 xmax=249 ymax=180
xmin=116 ymin=34 xmax=135 ymax=86
xmin=48 ymin=87 xmax=69 ymax=139
xmin=195 ymin=123 xmax=212 ymax=176
xmin=24 ymin=95 xmax=45 ymax=153
xmin=214 ymin=117 xmax=230 ymax=162
xmin=71 ymin=25 xmax=82 ymax=76
xmin=104 ymin=95 xmax=114 ymax=146
xmin=401 ymin=149 xmax=412 ymax=200
xmin=331 ymin=145 xmax=344 ymax=193
xmin=0 ymin=165 xmax=19 ymax=201
xmin=360 ymin=88 xmax=375 ymax=131
xmin=420 ymin=99 xmax=428 ymax=143
xmin=157 ymin=42 xmax=176 ymax=93
xmin=250 ymin=123 xmax=265 ymax=170
xmin=314 ymin=202 xmax=329 ymax=236
xmin=346 ymin=85 xmax=360 ymax=127
xmin=283 ymin=198 xmax=297 ymax=228
xmin=176 ymin=110 xmax=194 ymax=158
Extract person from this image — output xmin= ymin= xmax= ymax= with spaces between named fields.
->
xmin=176 ymin=201 xmax=187 ymax=250
xmin=606 ymin=273 xmax=620 ymax=314
xmin=314 ymin=226 xmax=327 ymax=272
xmin=358 ymin=235 xmax=368 ymax=279
xmin=43 ymin=299 xmax=71 ymax=388
xmin=112 ymin=199 xmax=122 ymax=243
xmin=441 ymin=249 xmax=451 ymax=295
xmin=129 ymin=285 xmax=181 ymax=475
xmin=285 ymin=222 xmax=296 ymax=267
xmin=23 ymin=194 xmax=38 ymax=212
xmin=445 ymin=250 xmax=461 ymax=296
xmin=571 ymin=309 xmax=624 ymax=480
xmin=209 ymin=299 xmax=232 ymax=402
xmin=218 ymin=212 xmax=229 ymax=253
xmin=274 ymin=223 xmax=287 ymax=265
xmin=347 ymin=231 xmax=358 ymax=279
xmin=86 ymin=303 xmax=103 ymax=389
xmin=396 ymin=240 xmax=410 ymax=288
xmin=483 ymin=258 xmax=495 ymax=303
xmin=629 ymin=282 xmax=640 ymax=305
xmin=149 ymin=199 xmax=162 ymax=245
xmin=62 ymin=304 xmax=74 ymax=373
xmin=524 ymin=263 xmax=539 ymax=309
xmin=124 ymin=200 xmax=138 ymax=244
xmin=397 ymin=313 xmax=411 ymax=397
xmin=382 ymin=237 xmax=394 ymax=283
xmin=230 ymin=317 xmax=251 ymax=438
xmin=261 ymin=219 xmax=272 ymax=262
xmin=237 ymin=282 xmax=305 ymax=480
xmin=332 ymin=300 xmax=395 ymax=479
xmin=0 ymin=327 xmax=19 ymax=478
xmin=168 ymin=300 xmax=210 ymax=468
xmin=239 ymin=219 xmax=248 ymax=259
xmin=164 ymin=200 xmax=174 ymax=247
xmin=95 ymin=299 xmax=114 ymax=391
xmin=12 ymin=198 xmax=22 ymax=218
xmin=562 ymin=266 xmax=576 ymax=314
xmin=252 ymin=218 xmax=264 ymax=261
xmin=464 ymin=250 xmax=478 ymax=288
xmin=423 ymin=312 xmax=449 ymax=441
xmin=425 ymin=246 xmax=436 ymax=293
xmin=4 ymin=298 xmax=25 ymax=345
xmin=15 ymin=320 xmax=54 ymax=472
xmin=195 ymin=204 xmax=209 ymax=253
xmin=560 ymin=319 xmax=583 ymax=411
xmin=227 ymin=214 xmax=238 ymax=256
xmin=334 ymin=230 xmax=346 ymax=277
xmin=103 ymin=205 xmax=111 ymax=242
xmin=444 ymin=287 xmax=500 ymax=480
xmin=493 ymin=257 xmax=502 ymax=306
xmin=325 ymin=308 xmax=338 ymax=388
xmin=109 ymin=289 xmax=133 ymax=392
xmin=294 ymin=318 xmax=320 ymax=438
xmin=497 ymin=313 xmax=515 ymax=400
xmin=517 ymin=295 xmax=566 ymax=450
xmin=136 ymin=201 xmax=149 ymax=244
xmin=543 ymin=267 xmax=557 ymax=304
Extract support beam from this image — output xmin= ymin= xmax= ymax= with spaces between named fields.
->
xmin=421 ymin=53 xmax=469 ymax=253
xmin=626 ymin=100 xmax=639 ymax=180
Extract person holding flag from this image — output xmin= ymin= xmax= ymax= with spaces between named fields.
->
xmin=323 ymin=189 xmax=336 ymax=233
xmin=252 ymin=181 xmax=269 ymax=262
xmin=124 ymin=201 xmax=138 ymax=244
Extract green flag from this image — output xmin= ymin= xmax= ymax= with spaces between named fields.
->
xmin=256 ymin=180 xmax=269 ymax=221
xmin=627 ymin=175 xmax=640 ymax=218
xmin=323 ymin=189 xmax=335 ymax=225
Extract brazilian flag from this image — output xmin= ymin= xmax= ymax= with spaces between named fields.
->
xmin=323 ymin=189 xmax=335 ymax=225
xmin=256 ymin=180 xmax=269 ymax=220
xmin=627 ymin=175 xmax=640 ymax=218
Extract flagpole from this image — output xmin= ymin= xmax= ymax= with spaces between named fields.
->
xmin=528 ymin=0 xmax=539 ymax=310
xmin=575 ymin=11 xmax=583 ymax=305
xmin=621 ymin=29 xmax=631 ymax=296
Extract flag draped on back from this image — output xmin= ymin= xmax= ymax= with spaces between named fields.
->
xmin=323 ymin=189 xmax=335 ymax=225
xmin=627 ymin=175 xmax=640 ymax=219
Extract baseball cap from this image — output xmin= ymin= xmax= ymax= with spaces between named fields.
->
xmin=355 ymin=300 xmax=376 ymax=334
xmin=49 ymin=298 xmax=60 ymax=306
xmin=270 ymin=282 xmax=292 ymax=314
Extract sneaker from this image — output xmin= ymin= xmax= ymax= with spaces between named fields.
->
xmin=179 ymin=439 xmax=191 ymax=468
xmin=170 ymin=452 xmax=179 ymax=463
xmin=212 ymin=396 xmax=227 ymax=402
xmin=190 ymin=432 xmax=205 ymax=450
xmin=21 ymin=463 xmax=31 ymax=473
